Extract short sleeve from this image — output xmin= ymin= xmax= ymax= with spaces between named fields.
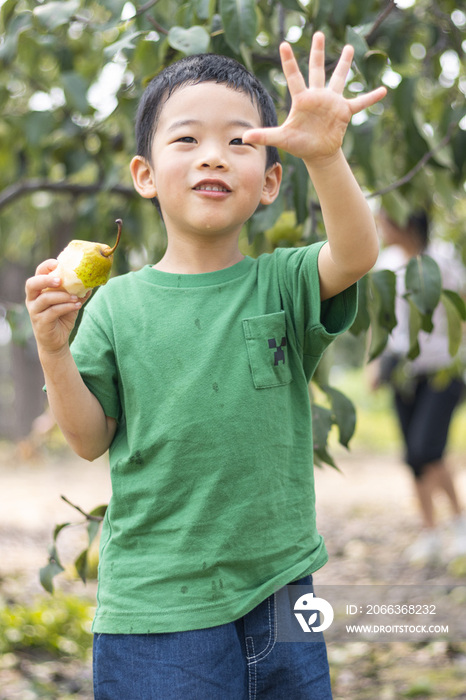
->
xmin=273 ymin=244 xmax=358 ymax=380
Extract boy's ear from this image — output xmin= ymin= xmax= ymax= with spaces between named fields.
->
xmin=260 ymin=162 xmax=282 ymax=206
xmin=130 ymin=156 xmax=157 ymax=199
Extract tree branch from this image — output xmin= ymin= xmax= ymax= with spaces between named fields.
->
xmin=134 ymin=0 xmax=161 ymax=17
xmin=324 ymin=0 xmax=397 ymax=75
xmin=0 ymin=179 xmax=136 ymax=210
xmin=61 ymin=495 xmax=104 ymax=522
xmin=367 ymin=122 xmax=458 ymax=199
xmin=146 ymin=15 xmax=169 ymax=35
xmin=365 ymin=0 xmax=397 ymax=44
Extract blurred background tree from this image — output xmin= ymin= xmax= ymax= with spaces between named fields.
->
xmin=0 ymin=0 xmax=465 ymax=444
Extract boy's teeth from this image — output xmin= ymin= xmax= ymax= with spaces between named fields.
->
xmin=195 ymin=185 xmax=228 ymax=191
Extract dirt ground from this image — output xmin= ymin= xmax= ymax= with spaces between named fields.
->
xmin=1 ymin=441 xmax=466 ymax=699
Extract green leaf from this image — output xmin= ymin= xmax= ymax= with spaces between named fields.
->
xmin=441 ymin=289 xmax=466 ymax=321
xmin=168 ymin=25 xmax=210 ymax=55
xmin=441 ymin=290 xmax=465 ymax=357
xmin=277 ymin=0 xmax=303 ymax=10
xmin=367 ymin=320 xmax=389 ymax=362
xmin=33 ymin=0 xmax=80 ymax=30
xmin=75 ymin=548 xmax=89 ymax=584
xmin=370 ymin=269 xmax=397 ymax=332
xmin=104 ymin=31 xmax=144 ymax=59
xmin=39 ymin=560 xmax=65 ymax=594
xmin=360 ymin=50 xmax=388 ymax=88
xmin=290 ymin=156 xmax=309 ymax=225
xmin=345 ymin=25 xmax=369 ymax=64
xmin=87 ymin=505 xmax=107 ymax=548
xmin=248 ymin=191 xmax=284 ymax=241
xmin=381 ymin=190 xmax=411 ymax=228
xmin=48 ymin=543 xmax=64 ymax=570
xmin=321 ymin=385 xmax=356 ymax=448
xmin=1 ymin=0 xmax=20 ymax=29
xmin=419 ymin=311 xmax=433 ymax=334
xmin=99 ymin=0 xmax=128 ymax=16
xmin=365 ymin=269 xmax=396 ymax=361
xmin=89 ymin=504 xmax=108 ymax=518
xmin=53 ymin=522 xmax=71 ymax=542
xmin=61 ymin=72 xmax=90 ymax=114
xmin=314 ymin=444 xmax=338 ymax=470
xmin=24 ymin=111 xmax=55 ymax=147
xmin=407 ymin=297 xmax=422 ymax=360
xmin=405 ymin=254 xmax=442 ymax=316
xmin=87 ymin=520 xmax=101 ymax=547
xmin=219 ymin=0 xmax=257 ymax=51
xmin=0 ymin=11 xmax=32 ymax=63
xmin=350 ymin=275 xmax=370 ymax=335
xmin=312 ymin=404 xmax=333 ymax=451
xmin=193 ymin=0 xmax=212 ymax=20
xmin=413 ymin=109 xmax=455 ymax=169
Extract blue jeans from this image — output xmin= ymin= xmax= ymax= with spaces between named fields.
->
xmin=93 ymin=575 xmax=332 ymax=699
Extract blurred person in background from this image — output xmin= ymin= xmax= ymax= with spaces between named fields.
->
xmin=374 ymin=210 xmax=465 ymax=564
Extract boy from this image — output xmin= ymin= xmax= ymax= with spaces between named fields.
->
xmin=26 ymin=33 xmax=386 ymax=699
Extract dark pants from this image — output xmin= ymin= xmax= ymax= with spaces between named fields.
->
xmin=393 ymin=377 xmax=463 ymax=478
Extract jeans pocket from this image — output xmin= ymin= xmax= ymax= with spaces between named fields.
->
xmin=242 ymin=311 xmax=293 ymax=389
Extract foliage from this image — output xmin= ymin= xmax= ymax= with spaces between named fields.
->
xmin=1 ymin=0 xmax=465 ymax=258
xmin=40 ymin=497 xmax=106 ymax=593
xmin=1 ymin=4 xmax=464 ymax=325
xmin=0 ymin=593 xmax=93 ymax=659
xmin=1 ymin=0 xmax=465 ymax=587
xmin=353 ymin=252 xmax=466 ymax=363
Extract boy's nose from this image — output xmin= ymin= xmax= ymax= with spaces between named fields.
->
xmin=201 ymin=160 xmax=226 ymax=169
xmin=197 ymin=147 xmax=228 ymax=170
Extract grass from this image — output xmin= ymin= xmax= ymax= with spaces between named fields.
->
xmin=0 ymin=592 xmax=93 ymax=660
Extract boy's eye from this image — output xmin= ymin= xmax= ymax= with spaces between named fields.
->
xmin=230 ymin=137 xmax=245 ymax=146
xmin=177 ymin=136 xmax=196 ymax=143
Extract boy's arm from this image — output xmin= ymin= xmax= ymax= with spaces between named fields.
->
xmin=244 ymin=33 xmax=387 ymax=300
xmin=25 ymin=260 xmax=117 ymax=461
xmin=305 ymin=150 xmax=379 ymax=300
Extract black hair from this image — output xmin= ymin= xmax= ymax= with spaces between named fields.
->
xmin=135 ymin=53 xmax=280 ymax=175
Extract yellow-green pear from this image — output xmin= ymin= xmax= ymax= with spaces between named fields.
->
xmin=265 ymin=211 xmax=303 ymax=247
xmin=55 ymin=219 xmax=122 ymax=298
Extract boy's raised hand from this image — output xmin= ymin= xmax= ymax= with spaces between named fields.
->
xmin=243 ymin=32 xmax=386 ymax=164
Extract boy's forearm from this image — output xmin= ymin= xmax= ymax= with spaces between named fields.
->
xmin=39 ymin=346 xmax=115 ymax=461
xmin=305 ymin=150 xmax=379 ymax=299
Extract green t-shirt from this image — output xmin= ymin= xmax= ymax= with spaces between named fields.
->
xmin=70 ymin=244 xmax=357 ymax=633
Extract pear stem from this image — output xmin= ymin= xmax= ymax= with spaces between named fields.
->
xmin=105 ymin=219 xmax=122 ymax=256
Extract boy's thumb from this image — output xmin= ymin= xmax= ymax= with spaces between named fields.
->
xmin=242 ymin=127 xmax=280 ymax=147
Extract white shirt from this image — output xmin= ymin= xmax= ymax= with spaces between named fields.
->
xmin=377 ymin=240 xmax=465 ymax=374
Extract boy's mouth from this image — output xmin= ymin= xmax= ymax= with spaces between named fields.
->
xmin=193 ymin=179 xmax=231 ymax=193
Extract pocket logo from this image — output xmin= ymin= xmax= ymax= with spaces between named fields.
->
xmin=268 ymin=336 xmax=287 ymax=366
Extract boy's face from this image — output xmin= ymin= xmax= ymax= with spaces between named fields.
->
xmin=131 ymin=82 xmax=281 ymax=240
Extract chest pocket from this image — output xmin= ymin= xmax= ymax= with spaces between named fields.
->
xmin=242 ymin=311 xmax=293 ymax=389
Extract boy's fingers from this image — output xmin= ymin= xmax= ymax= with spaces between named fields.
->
xmin=32 ymin=291 xmax=81 ymax=312
xmin=308 ymin=32 xmax=326 ymax=89
xmin=348 ymin=86 xmax=387 ymax=114
xmin=243 ymin=126 xmax=283 ymax=149
xmin=25 ymin=272 xmax=62 ymax=302
xmin=35 ymin=259 xmax=59 ymax=276
xmin=328 ymin=44 xmax=354 ymax=93
xmin=279 ymin=42 xmax=306 ymax=96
